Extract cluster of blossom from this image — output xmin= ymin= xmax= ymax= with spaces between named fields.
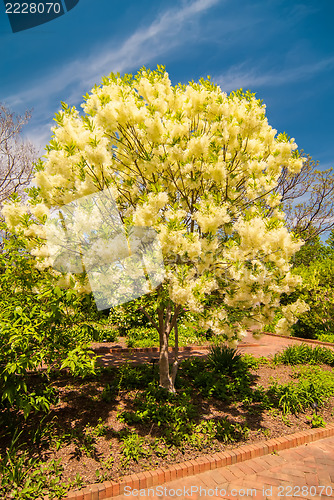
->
xmin=275 ymin=299 xmax=310 ymax=336
xmin=3 ymin=66 xmax=307 ymax=342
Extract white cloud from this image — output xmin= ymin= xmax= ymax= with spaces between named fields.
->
xmin=23 ymin=122 xmax=53 ymax=151
xmin=215 ymin=57 xmax=334 ymax=92
xmin=5 ymin=0 xmax=220 ymax=110
xmin=4 ymin=0 xmax=220 ymax=148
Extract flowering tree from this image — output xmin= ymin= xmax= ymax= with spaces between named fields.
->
xmin=4 ymin=66 xmax=308 ymax=392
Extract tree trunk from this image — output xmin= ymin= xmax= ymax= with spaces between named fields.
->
xmin=158 ymin=303 xmax=181 ymax=392
xmin=171 ymin=320 xmax=179 ymax=387
xmin=159 ymin=324 xmax=174 ymax=392
xmin=141 ymin=302 xmax=181 ymax=393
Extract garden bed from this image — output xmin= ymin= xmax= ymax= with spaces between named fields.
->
xmin=1 ymin=344 xmax=334 ymax=498
xmin=46 ymin=365 xmax=334 ymax=484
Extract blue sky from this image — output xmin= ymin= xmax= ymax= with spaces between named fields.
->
xmin=0 ymin=0 xmax=333 ymax=172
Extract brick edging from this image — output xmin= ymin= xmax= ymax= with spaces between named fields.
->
xmin=92 ymin=332 xmax=333 ymax=355
xmin=92 ymin=342 xmax=263 ymax=355
xmin=264 ymin=332 xmax=334 ymax=347
xmin=93 ymin=345 xmax=211 ymax=354
xmin=63 ymin=423 xmax=334 ymax=499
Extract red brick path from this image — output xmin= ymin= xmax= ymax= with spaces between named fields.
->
xmin=112 ymin=436 xmax=334 ymax=500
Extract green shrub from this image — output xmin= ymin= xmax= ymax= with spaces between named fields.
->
xmin=241 ymin=354 xmax=269 ymax=369
xmin=316 ymin=334 xmax=334 ymax=344
xmin=117 ymin=364 xmax=157 ymax=389
xmin=274 ymin=344 xmax=334 ymax=366
xmin=108 ymin=293 xmax=159 ymax=336
xmin=285 ymin=258 xmax=334 ymax=339
xmin=179 ymin=354 xmax=256 ymax=402
xmin=193 ymin=371 xmax=229 ymax=400
xmin=118 ymin=385 xmax=197 ymax=446
xmin=207 ymin=345 xmax=242 ymax=375
xmin=291 ymin=235 xmax=329 ymax=268
xmin=0 ymin=225 xmax=97 ymax=418
xmin=179 ymin=358 xmax=206 ymax=379
xmin=126 ymin=326 xmax=159 ymax=348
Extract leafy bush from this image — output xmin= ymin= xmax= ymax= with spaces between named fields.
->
xmin=316 ymin=334 xmax=334 ymax=344
xmin=285 ymin=258 xmax=334 ymax=339
xmin=85 ymin=323 xmax=118 ymax=343
xmin=126 ymin=326 xmax=159 ymax=348
xmin=118 ymin=364 xmax=157 ymax=389
xmin=241 ymin=354 xmax=269 ymax=369
xmin=274 ymin=344 xmax=334 ymax=366
xmin=179 ymin=358 xmax=206 ymax=379
xmin=207 ymin=345 xmax=242 ymax=375
xmin=118 ymin=384 xmax=197 ymax=446
xmin=193 ymin=371 xmax=229 ymax=400
xmin=178 ymin=356 xmax=255 ymax=403
xmin=108 ymin=302 xmax=151 ymax=336
xmin=0 ymin=226 xmax=97 ymax=418
xmin=291 ymin=235 xmax=329 ymax=268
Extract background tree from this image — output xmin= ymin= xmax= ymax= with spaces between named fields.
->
xmin=291 ymin=232 xmax=328 ymax=268
xmin=0 ymin=103 xmax=37 ymax=206
xmin=325 ymin=228 xmax=334 ymax=250
xmin=275 ymin=154 xmax=334 ymax=241
xmin=4 ymin=66 xmax=308 ymax=392
xmin=272 ymin=161 xmax=334 ymax=341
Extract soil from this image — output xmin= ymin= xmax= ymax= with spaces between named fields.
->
xmin=2 ymin=359 xmax=334 ymax=493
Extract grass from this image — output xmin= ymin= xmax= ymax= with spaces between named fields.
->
xmin=125 ymin=324 xmax=209 ymax=348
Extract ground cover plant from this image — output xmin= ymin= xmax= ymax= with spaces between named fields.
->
xmin=273 ymin=343 xmax=334 ymax=366
xmin=1 ymin=344 xmax=334 ymax=499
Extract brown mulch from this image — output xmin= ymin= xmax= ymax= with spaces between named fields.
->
xmin=2 ymin=360 xmax=333 ymax=491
